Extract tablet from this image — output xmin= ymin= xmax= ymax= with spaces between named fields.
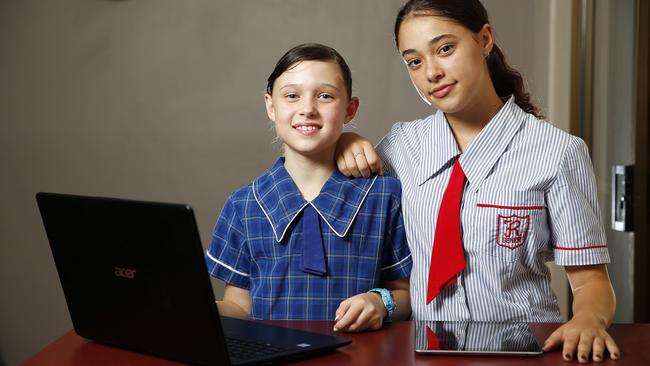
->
xmin=415 ymin=321 xmax=543 ymax=356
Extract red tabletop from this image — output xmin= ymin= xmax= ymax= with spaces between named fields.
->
xmin=23 ymin=321 xmax=650 ymax=366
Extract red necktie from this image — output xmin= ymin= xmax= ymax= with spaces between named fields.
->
xmin=426 ymin=157 xmax=467 ymax=304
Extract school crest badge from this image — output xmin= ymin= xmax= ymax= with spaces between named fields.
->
xmin=496 ymin=214 xmax=530 ymax=249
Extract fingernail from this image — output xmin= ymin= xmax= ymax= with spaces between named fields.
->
xmin=612 ymin=352 xmax=619 ymax=358
xmin=594 ymin=354 xmax=601 ymax=361
xmin=333 ymin=327 xmax=339 ymax=332
xmin=564 ymin=354 xmax=572 ymax=360
xmin=580 ymin=354 xmax=587 ymax=361
xmin=334 ymin=315 xmax=340 ymax=321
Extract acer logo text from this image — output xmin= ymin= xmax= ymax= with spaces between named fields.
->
xmin=114 ymin=267 xmax=137 ymax=279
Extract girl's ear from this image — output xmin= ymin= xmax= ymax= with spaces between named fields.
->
xmin=344 ymin=97 xmax=360 ymax=124
xmin=479 ymin=23 xmax=495 ymax=57
xmin=264 ymin=94 xmax=276 ymax=122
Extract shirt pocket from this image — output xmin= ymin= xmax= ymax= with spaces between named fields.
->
xmin=473 ymin=190 xmax=546 ymax=263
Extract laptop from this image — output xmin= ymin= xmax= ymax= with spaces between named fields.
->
xmin=36 ymin=192 xmax=351 ymax=366
xmin=415 ymin=321 xmax=543 ymax=356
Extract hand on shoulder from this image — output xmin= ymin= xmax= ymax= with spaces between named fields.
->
xmin=335 ymin=132 xmax=383 ymax=178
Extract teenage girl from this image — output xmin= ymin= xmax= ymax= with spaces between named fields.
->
xmin=206 ymin=43 xmax=412 ymax=332
xmin=335 ymin=0 xmax=619 ymax=362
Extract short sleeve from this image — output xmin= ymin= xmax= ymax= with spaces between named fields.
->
xmin=546 ymin=137 xmax=610 ymax=265
xmin=376 ymin=129 xmax=398 ymax=178
xmin=380 ymin=180 xmax=412 ymax=281
xmin=205 ymin=195 xmax=251 ymax=288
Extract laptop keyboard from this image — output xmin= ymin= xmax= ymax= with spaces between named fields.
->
xmin=225 ymin=336 xmax=289 ymax=360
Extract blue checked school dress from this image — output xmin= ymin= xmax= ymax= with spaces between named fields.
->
xmin=205 ymin=158 xmax=412 ymax=320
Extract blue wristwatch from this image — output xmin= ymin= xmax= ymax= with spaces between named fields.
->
xmin=368 ymin=288 xmax=395 ymax=319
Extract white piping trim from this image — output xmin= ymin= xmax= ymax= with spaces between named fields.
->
xmin=276 ymin=202 xmax=308 ymax=242
xmin=253 ymin=175 xmax=378 ymax=241
xmin=309 ymin=202 xmax=343 ymax=237
xmin=253 ymin=180 xmax=308 ymax=243
xmin=312 ymin=175 xmax=378 ymax=238
xmin=381 ymin=253 xmax=412 ymax=271
xmin=205 ymin=250 xmax=250 ymax=277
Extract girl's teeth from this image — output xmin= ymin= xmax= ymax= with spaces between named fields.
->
xmin=296 ymin=126 xmax=317 ymax=131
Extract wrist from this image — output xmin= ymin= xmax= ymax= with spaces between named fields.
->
xmin=572 ymin=311 xmax=609 ymax=327
xmin=368 ymin=292 xmax=388 ymax=318
xmin=368 ymin=288 xmax=395 ymax=319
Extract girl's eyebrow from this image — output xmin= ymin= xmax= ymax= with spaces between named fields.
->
xmin=401 ymin=33 xmax=456 ymax=57
xmin=279 ymin=83 xmax=340 ymax=91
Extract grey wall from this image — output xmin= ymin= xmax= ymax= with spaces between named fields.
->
xmin=0 ymin=1 xmax=552 ymax=365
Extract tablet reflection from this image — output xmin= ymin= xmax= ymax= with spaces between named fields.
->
xmin=415 ymin=321 xmax=541 ymax=354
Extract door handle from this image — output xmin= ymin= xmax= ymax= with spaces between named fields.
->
xmin=612 ymin=165 xmax=634 ymax=232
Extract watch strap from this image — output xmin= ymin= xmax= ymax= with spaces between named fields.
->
xmin=368 ymin=287 xmax=395 ymax=318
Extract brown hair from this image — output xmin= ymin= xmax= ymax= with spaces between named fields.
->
xmin=266 ymin=43 xmax=353 ymax=100
xmin=394 ymin=0 xmax=543 ymax=118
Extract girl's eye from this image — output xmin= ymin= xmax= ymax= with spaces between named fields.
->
xmin=439 ymin=44 xmax=454 ymax=55
xmin=406 ymin=58 xmax=421 ymax=69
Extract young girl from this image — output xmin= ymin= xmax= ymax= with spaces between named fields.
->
xmin=205 ymin=43 xmax=412 ymax=333
xmin=335 ymin=0 xmax=619 ymax=361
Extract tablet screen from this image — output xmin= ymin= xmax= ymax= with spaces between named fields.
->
xmin=415 ymin=321 xmax=543 ymax=356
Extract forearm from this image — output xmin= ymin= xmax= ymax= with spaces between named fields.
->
xmin=391 ymin=288 xmax=411 ymax=320
xmin=568 ymin=265 xmax=616 ymax=327
xmin=571 ymin=281 xmax=616 ymax=326
xmin=217 ymin=300 xmax=250 ymax=319
xmin=384 ymin=277 xmax=411 ymax=320
xmin=218 ymin=284 xmax=253 ymax=319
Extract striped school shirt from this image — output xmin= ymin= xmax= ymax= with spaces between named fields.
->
xmin=376 ymin=96 xmax=610 ymax=322
xmin=205 ymin=158 xmax=412 ymax=320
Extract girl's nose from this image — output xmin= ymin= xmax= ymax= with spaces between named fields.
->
xmin=300 ymin=99 xmax=318 ymax=116
xmin=426 ymin=61 xmax=444 ymax=83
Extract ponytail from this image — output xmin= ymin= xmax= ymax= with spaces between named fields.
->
xmin=487 ymin=45 xmax=543 ymax=118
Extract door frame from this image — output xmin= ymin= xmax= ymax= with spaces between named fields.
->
xmin=633 ymin=0 xmax=649 ymax=323
xmin=571 ymin=0 xmax=649 ymax=322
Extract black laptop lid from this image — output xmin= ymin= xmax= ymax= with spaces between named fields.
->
xmin=36 ymin=192 xmax=229 ymax=365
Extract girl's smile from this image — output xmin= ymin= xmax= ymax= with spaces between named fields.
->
xmin=293 ymin=122 xmax=322 ymax=136
xmin=430 ymin=82 xmax=456 ymax=99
